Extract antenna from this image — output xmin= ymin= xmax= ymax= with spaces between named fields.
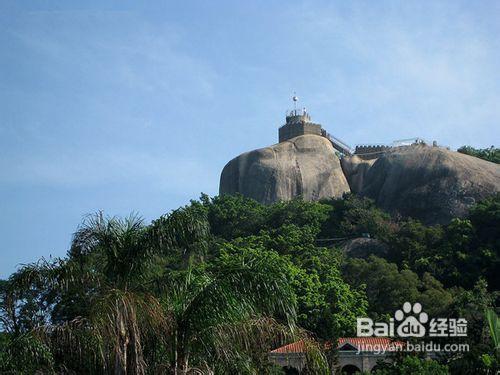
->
xmin=292 ymin=92 xmax=298 ymax=113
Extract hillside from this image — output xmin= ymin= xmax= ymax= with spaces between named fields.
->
xmin=221 ymin=137 xmax=500 ymax=224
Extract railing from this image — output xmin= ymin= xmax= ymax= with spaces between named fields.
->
xmin=286 ymin=109 xmax=310 ymax=119
xmin=392 ymin=138 xmax=427 ymax=147
xmin=323 ymin=131 xmax=353 ymax=155
xmin=353 ymin=138 xmax=429 ymax=158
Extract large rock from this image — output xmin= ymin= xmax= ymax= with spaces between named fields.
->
xmin=342 ymin=237 xmax=390 ymax=258
xmin=220 ymin=134 xmax=350 ymax=204
xmin=340 ymin=155 xmax=376 ymax=194
xmin=341 ymin=145 xmax=500 ymax=224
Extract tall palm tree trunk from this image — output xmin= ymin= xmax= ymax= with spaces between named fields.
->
xmin=113 ymin=298 xmax=146 ymax=375
xmin=115 ymin=304 xmax=129 ymax=375
xmin=174 ymin=328 xmax=189 ymax=375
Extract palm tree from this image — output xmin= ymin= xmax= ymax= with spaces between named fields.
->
xmin=6 ymin=208 xmax=301 ymax=374
xmin=154 ymin=256 xmax=297 ymax=374
xmin=12 ymin=212 xmax=162 ymax=374
xmin=60 ymin=209 xmax=215 ymax=374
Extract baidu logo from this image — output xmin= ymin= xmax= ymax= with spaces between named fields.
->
xmin=395 ymin=302 xmax=428 ymax=337
xmin=357 ymin=302 xmax=467 ymax=339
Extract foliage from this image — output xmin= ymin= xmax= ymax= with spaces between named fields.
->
xmin=154 ymin=250 xmax=299 ymax=374
xmin=445 ymin=279 xmax=499 ymax=374
xmin=320 ymin=193 xmax=394 ymax=240
xmin=372 ymin=355 xmax=448 ymax=374
xmin=0 ymin=332 xmax=54 ymax=374
xmin=0 ymin=208 xmax=300 ymax=374
xmin=198 ymin=193 xmax=266 ymax=240
xmin=218 ymin=227 xmax=367 ymax=339
xmin=457 ymin=146 xmax=500 ymax=164
xmin=1 ymin=192 xmax=499 ymax=373
xmin=342 ymin=256 xmax=452 ymax=320
xmin=385 ymin=194 xmax=500 ymax=290
xmin=485 ymin=309 xmax=499 ymax=353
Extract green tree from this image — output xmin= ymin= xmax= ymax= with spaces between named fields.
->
xmin=457 ymin=146 xmax=500 ymax=164
xmin=468 ymin=194 xmax=500 ymax=290
xmin=152 ymin=250 xmax=299 ymax=374
xmin=342 ymin=256 xmax=453 ymax=320
xmin=485 ymin=309 xmax=500 ymax=354
xmin=200 ymin=193 xmax=266 ymax=240
xmin=446 ymin=279 xmax=499 ymax=374
xmin=0 ymin=209 xmax=301 ymax=374
xmin=265 ymin=198 xmax=331 ymax=234
xmin=221 ymin=236 xmax=367 ymax=340
xmin=342 ymin=256 xmax=420 ymax=320
xmin=373 ymin=355 xmax=448 ymax=374
xmin=386 ymin=219 xmax=444 ymax=275
xmin=320 ymin=194 xmax=394 ymax=240
xmin=42 ymin=213 xmax=169 ymax=374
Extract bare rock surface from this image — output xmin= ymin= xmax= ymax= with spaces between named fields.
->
xmin=219 ymin=135 xmax=350 ymax=204
xmin=342 ymin=237 xmax=390 ymax=258
xmin=342 ymin=145 xmax=500 ymax=224
xmin=340 ymin=155 xmax=376 ymax=194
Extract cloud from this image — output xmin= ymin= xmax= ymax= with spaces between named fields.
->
xmin=285 ymin=1 xmax=500 ymax=148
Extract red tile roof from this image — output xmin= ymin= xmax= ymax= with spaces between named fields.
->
xmin=270 ymin=337 xmax=404 ymax=354
xmin=270 ymin=340 xmax=307 ymax=353
xmin=338 ymin=337 xmax=404 ymax=352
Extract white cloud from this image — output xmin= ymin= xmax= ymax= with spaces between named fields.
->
xmin=287 ymin=2 xmax=500 ymax=148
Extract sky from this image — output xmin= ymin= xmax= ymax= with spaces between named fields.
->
xmin=1 ymin=0 xmax=499 ymax=278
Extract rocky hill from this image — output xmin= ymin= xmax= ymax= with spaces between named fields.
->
xmin=220 ymin=135 xmax=500 ymax=224
xmin=219 ymin=135 xmax=350 ymax=204
xmin=341 ymin=144 xmax=500 ymax=224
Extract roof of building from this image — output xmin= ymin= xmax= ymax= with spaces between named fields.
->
xmin=270 ymin=340 xmax=308 ymax=353
xmin=270 ymin=337 xmax=404 ymax=354
xmin=338 ymin=337 xmax=404 ymax=352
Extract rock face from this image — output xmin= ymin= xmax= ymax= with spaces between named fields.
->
xmin=219 ymin=135 xmax=350 ymax=204
xmin=341 ymin=145 xmax=500 ymax=224
xmin=342 ymin=238 xmax=390 ymax=258
xmin=339 ymin=155 xmax=376 ymax=194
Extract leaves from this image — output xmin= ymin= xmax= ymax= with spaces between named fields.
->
xmin=485 ymin=309 xmax=500 ymax=352
xmin=2 ymin=192 xmax=499 ymax=373
xmin=457 ymin=146 xmax=500 ymax=164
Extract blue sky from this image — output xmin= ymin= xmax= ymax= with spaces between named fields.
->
xmin=1 ymin=0 xmax=499 ymax=277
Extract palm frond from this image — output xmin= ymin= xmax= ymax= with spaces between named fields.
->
xmin=485 ymin=308 xmax=500 ymax=351
xmin=149 ymin=207 xmax=210 ymax=256
xmin=69 ymin=212 xmax=150 ymax=286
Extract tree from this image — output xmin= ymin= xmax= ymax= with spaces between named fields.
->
xmin=386 ymin=219 xmax=444 ymax=276
xmin=457 ymin=146 xmax=500 ymax=164
xmin=373 ymin=355 xmax=448 ymax=374
xmin=0 ymin=210 xmax=207 ymax=374
xmin=342 ymin=256 xmax=420 ymax=320
xmin=468 ymin=194 xmax=500 ymax=290
xmin=199 ymin=193 xmax=266 ymax=240
xmin=221 ymin=235 xmax=367 ymax=340
xmin=320 ymin=194 xmax=394 ymax=241
xmin=342 ymin=256 xmax=453 ymax=320
xmin=45 ymin=213 xmax=165 ymax=374
xmin=0 ymin=261 xmax=60 ymax=373
xmin=446 ymin=279 xmax=499 ymax=374
xmin=152 ymin=249 xmax=299 ymax=374
xmin=0 ymin=209 xmax=301 ymax=374
xmin=265 ymin=198 xmax=331 ymax=235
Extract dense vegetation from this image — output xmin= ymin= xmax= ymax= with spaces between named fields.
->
xmin=1 ymin=193 xmax=499 ymax=374
xmin=457 ymin=146 xmax=500 ymax=164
